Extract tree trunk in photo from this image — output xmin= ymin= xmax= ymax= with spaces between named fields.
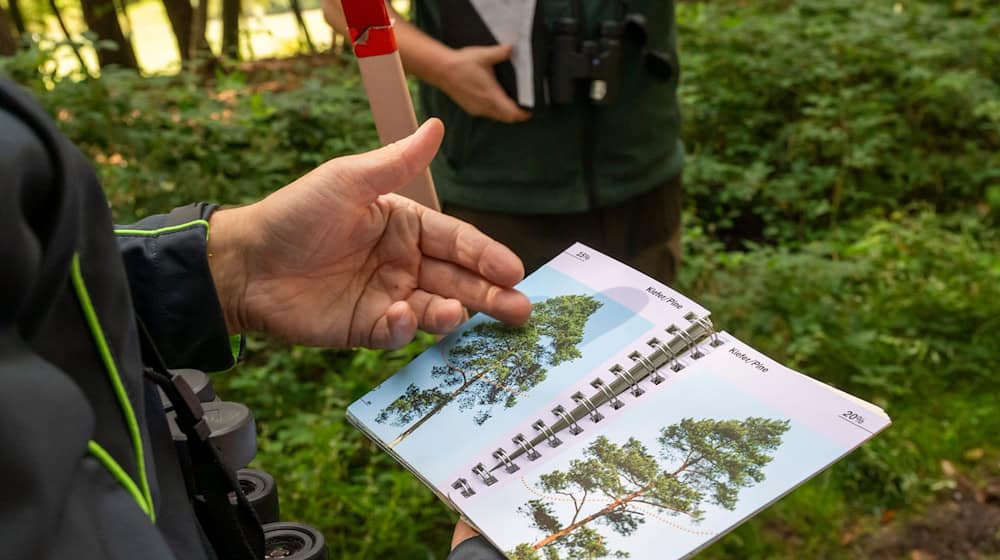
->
xmin=387 ymin=369 xmax=483 ymax=449
xmin=532 ymin=485 xmax=652 ymax=550
xmin=7 ymin=0 xmax=25 ymax=35
xmin=160 ymin=0 xmax=193 ymax=60
xmin=0 ymin=5 xmax=17 ymax=55
xmin=221 ymin=0 xmax=239 ymax=59
xmin=288 ymin=0 xmax=315 ymax=54
xmin=79 ymin=0 xmax=138 ymax=69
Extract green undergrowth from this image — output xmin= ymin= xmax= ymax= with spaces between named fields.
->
xmin=684 ymin=209 xmax=1000 ymax=558
xmin=213 ymin=208 xmax=1000 ymax=559
xmin=678 ymin=0 xmax=999 ymax=246
xmin=4 ymin=0 xmax=998 ymax=557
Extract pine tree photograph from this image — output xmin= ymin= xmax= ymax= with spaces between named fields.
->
xmin=513 ymin=417 xmax=791 ymax=559
xmin=378 ymin=294 xmax=604 ymax=447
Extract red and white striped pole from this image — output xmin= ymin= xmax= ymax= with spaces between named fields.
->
xmin=341 ymin=0 xmax=441 ymax=211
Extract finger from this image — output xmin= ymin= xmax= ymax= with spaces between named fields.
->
xmin=451 ymin=519 xmax=480 ymax=550
xmin=419 ymin=257 xmax=531 ymax=325
xmin=416 ymin=210 xmax=525 ymax=288
xmin=404 ymin=289 xmax=465 ymax=334
xmin=322 ymin=118 xmax=444 ymax=207
xmin=478 ymin=43 xmax=514 ymax=65
xmin=491 ymin=93 xmax=532 ymax=124
xmin=369 ymin=300 xmax=418 ymax=349
xmin=321 ymin=0 xmax=345 ymax=29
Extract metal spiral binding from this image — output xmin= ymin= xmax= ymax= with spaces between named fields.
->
xmin=472 ymin=463 xmax=498 ymax=486
xmin=552 ymin=405 xmax=584 ymax=435
xmin=452 ymin=312 xmax=726 ymax=498
xmin=451 ymin=478 xmax=475 ymax=497
xmin=513 ymin=433 xmax=541 ymax=460
xmin=645 ymin=338 xmax=668 ymax=384
xmin=677 ymin=329 xmax=702 ymax=360
xmin=698 ymin=316 xmax=723 ymax=347
xmin=591 ymin=377 xmax=624 ymax=409
xmin=572 ymin=391 xmax=604 ymax=422
xmin=615 ymin=361 xmax=646 ymax=397
xmin=493 ymin=448 xmax=519 ymax=473
xmin=532 ymin=419 xmax=562 ymax=447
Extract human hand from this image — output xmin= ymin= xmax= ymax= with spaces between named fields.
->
xmin=207 ymin=119 xmax=532 ymax=349
xmin=451 ymin=519 xmax=480 ymax=551
xmin=321 ymin=0 xmax=346 ymax=35
xmin=434 ymin=45 xmax=531 ymax=124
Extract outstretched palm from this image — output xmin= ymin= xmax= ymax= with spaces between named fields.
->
xmin=209 ymin=120 xmax=531 ymax=348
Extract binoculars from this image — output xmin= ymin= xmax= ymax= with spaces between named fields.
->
xmin=162 ymin=369 xmax=329 ymax=560
xmin=549 ymin=18 xmax=623 ymax=106
xmin=547 ymin=12 xmax=674 ymax=107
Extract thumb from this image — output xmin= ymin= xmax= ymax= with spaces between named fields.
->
xmin=327 ymin=118 xmax=444 ymax=206
xmin=478 ymin=43 xmax=514 ymax=65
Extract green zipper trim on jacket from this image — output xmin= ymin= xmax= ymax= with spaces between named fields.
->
xmin=113 ymin=217 xmax=241 ymax=372
xmin=71 ymin=253 xmax=155 ymax=522
xmin=87 ymin=440 xmax=153 ymax=518
xmin=114 ymin=219 xmax=210 ymax=240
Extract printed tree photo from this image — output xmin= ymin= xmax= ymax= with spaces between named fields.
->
xmin=512 ymin=417 xmax=791 ymax=559
xmin=378 ymin=294 xmax=603 ymax=447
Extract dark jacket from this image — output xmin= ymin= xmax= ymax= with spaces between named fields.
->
xmin=0 ymin=79 xmax=505 ymax=560
xmin=1 ymin=79 xmax=234 ymax=560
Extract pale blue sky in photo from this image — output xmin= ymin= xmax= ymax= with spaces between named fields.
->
xmin=347 ymin=265 xmax=654 ymax=486
xmin=459 ymin=362 xmax=851 ymax=559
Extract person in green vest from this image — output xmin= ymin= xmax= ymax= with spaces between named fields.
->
xmin=325 ymin=0 xmax=683 ymax=283
xmin=325 ymin=1 xmax=682 ymax=557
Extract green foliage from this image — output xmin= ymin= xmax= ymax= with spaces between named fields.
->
xmin=660 ymin=417 xmax=791 ymax=509
xmin=681 ymin=209 xmax=1000 ymax=557
xmin=5 ymin=0 xmax=998 ymax=557
xmin=377 ymin=294 xmax=603 ymax=432
xmin=214 ymin=335 xmax=460 ymax=559
xmin=520 ymin=418 xmax=790 ymax=557
xmin=678 ymin=0 xmax=1000 ymax=246
xmin=4 ymin=57 xmax=379 ymax=223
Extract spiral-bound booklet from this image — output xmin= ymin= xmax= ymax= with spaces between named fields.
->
xmin=347 ymin=243 xmax=891 ymax=560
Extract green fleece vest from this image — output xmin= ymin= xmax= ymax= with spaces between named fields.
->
xmin=414 ymin=0 xmax=683 ymax=214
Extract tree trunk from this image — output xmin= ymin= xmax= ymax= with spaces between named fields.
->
xmin=160 ymin=0 xmax=193 ymax=60
xmin=48 ymin=0 xmax=93 ymax=76
xmin=532 ymin=485 xmax=651 ymax=550
xmin=190 ymin=0 xmax=211 ymax=58
xmin=0 ymin=5 xmax=17 ymax=55
xmin=221 ymin=0 xmax=239 ymax=59
xmin=385 ymin=348 xmax=527 ymax=449
xmin=531 ymin=457 xmax=700 ymax=550
xmin=160 ymin=0 xmax=213 ymax=63
xmin=288 ymin=0 xmax=315 ymax=54
xmin=79 ymin=0 xmax=138 ymax=69
xmin=387 ymin=368 xmax=483 ymax=449
xmin=112 ymin=0 xmax=133 ymax=44
xmin=7 ymin=0 xmax=25 ymax=35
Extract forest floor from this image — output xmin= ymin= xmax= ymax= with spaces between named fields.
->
xmin=860 ymin=462 xmax=1000 ymax=559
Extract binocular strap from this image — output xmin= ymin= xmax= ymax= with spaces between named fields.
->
xmin=136 ymin=318 xmax=265 ymax=560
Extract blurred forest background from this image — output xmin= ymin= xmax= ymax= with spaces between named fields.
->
xmin=2 ymin=0 xmax=999 ymax=558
